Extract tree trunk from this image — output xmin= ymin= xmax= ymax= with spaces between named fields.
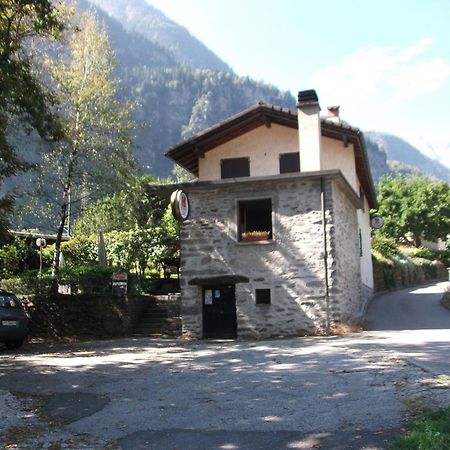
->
xmin=53 ymin=185 xmax=70 ymax=274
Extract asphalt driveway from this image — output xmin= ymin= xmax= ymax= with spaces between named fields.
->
xmin=366 ymin=281 xmax=450 ymax=376
xmin=0 ymin=281 xmax=449 ymax=450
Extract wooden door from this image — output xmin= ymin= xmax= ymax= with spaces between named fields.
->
xmin=202 ymin=285 xmax=237 ymax=339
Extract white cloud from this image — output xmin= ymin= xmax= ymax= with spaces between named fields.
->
xmin=311 ymin=38 xmax=450 ymax=106
xmin=389 ymin=57 xmax=450 ymax=98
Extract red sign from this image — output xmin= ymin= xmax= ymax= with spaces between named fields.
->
xmin=112 ymin=272 xmax=128 ymax=282
xmin=171 ymin=189 xmax=190 ymax=221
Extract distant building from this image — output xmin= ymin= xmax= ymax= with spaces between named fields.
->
xmin=166 ymin=89 xmax=377 ymax=339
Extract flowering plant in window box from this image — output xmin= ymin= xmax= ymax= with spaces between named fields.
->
xmin=241 ymin=230 xmax=270 ymax=242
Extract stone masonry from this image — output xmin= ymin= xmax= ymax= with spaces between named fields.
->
xmin=180 ymin=173 xmax=363 ymax=339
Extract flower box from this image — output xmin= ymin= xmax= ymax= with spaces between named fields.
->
xmin=241 ymin=231 xmax=270 ymax=242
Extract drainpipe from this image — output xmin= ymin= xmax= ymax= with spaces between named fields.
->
xmin=320 ymin=177 xmax=331 ymax=333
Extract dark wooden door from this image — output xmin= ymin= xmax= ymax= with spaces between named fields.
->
xmin=203 ymin=285 xmax=237 ymax=339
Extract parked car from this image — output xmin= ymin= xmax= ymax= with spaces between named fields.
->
xmin=0 ymin=291 xmax=29 ymax=349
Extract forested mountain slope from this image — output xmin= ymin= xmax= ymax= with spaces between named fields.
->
xmin=365 ymin=132 xmax=450 ymax=183
xmin=82 ymin=0 xmax=295 ymax=175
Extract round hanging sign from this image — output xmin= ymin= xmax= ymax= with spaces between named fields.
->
xmin=171 ymin=189 xmax=190 ymax=221
xmin=370 ymin=216 xmax=384 ymax=229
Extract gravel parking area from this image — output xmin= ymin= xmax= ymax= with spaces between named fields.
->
xmin=0 ymin=282 xmax=448 ymax=449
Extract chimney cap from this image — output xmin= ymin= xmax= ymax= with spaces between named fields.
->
xmin=327 ymin=105 xmax=340 ymax=117
xmin=297 ymin=89 xmax=319 ymax=105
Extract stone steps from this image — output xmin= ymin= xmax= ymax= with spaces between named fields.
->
xmin=132 ymin=295 xmax=181 ymax=338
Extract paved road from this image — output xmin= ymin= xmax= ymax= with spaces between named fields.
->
xmin=366 ymin=281 xmax=450 ymax=331
xmin=0 ymin=281 xmax=449 ymax=450
xmin=365 ymin=281 xmax=450 ymax=376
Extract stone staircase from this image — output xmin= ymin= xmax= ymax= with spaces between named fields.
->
xmin=132 ymin=294 xmax=182 ymax=338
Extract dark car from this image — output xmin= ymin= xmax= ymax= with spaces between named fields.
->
xmin=0 ymin=291 xmax=29 ymax=349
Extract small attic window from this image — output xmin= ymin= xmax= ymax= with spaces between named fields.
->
xmin=279 ymin=152 xmax=300 ymax=174
xmin=221 ymin=157 xmax=250 ymax=179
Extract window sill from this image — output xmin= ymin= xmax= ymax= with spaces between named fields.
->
xmin=235 ymin=240 xmax=275 ymax=246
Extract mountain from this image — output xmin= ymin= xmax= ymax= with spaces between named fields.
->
xmin=81 ymin=0 xmax=450 ymax=184
xmin=87 ymin=0 xmax=232 ymax=73
xmin=5 ymin=0 xmax=448 ymax=233
xmin=77 ymin=0 xmax=295 ymax=175
xmin=408 ymin=137 xmax=450 ymax=170
xmin=365 ymin=132 xmax=450 ymax=184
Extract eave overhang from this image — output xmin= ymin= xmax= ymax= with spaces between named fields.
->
xmin=165 ymin=103 xmax=378 ymax=209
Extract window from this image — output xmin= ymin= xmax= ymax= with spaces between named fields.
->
xmin=221 ymin=157 xmax=250 ymax=179
xmin=238 ymin=198 xmax=272 ymax=241
xmin=255 ymin=288 xmax=271 ymax=305
xmin=279 ymin=152 xmax=300 ymax=174
xmin=359 ymin=229 xmax=363 ymax=257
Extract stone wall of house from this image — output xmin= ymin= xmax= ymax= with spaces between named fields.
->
xmin=329 ymin=180 xmax=362 ymax=324
xmin=180 ymin=177 xmax=343 ymax=339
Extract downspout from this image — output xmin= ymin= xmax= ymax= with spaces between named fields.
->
xmin=320 ymin=177 xmax=331 ymax=333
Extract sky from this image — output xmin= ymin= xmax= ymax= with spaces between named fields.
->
xmin=146 ymin=0 xmax=450 ymax=168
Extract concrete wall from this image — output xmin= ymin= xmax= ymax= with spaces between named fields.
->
xmin=198 ymin=124 xmax=298 ymax=181
xmin=180 ymin=175 xmax=364 ymax=339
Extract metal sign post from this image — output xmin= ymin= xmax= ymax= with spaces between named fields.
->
xmin=36 ymin=238 xmax=47 ymax=277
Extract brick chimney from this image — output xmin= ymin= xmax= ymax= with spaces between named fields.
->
xmin=297 ymin=89 xmax=322 ymax=172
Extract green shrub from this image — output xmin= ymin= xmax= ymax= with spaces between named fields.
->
xmin=0 ymin=271 xmax=53 ymax=295
xmin=0 ymin=238 xmax=39 ymax=276
xmin=402 ymin=247 xmax=450 ymax=266
xmin=405 ymin=246 xmax=434 ymax=260
xmin=60 ymin=236 xmax=97 ymax=267
xmin=0 ymin=243 xmax=19 ymax=276
xmin=371 ymin=234 xmax=399 ymax=258
xmin=55 ymin=265 xmax=115 ymax=294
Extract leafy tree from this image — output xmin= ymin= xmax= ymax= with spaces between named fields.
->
xmin=73 ymin=175 xmax=180 ymax=277
xmin=34 ymin=9 xmax=136 ymax=271
xmin=171 ymin=164 xmax=195 ymax=183
xmin=74 ymin=175 xmax=167 ymax=235
xmin=0 ymin=0 xmax=63 ymax=241
xmin=375 ymin=175 xmax=450 ymax=246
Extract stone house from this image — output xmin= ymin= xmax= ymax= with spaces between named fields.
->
xmin=165 ymin=89 xmax=377 ymax=339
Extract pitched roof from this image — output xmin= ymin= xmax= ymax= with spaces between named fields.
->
xmin=165 ymin=103 xmax=377 ymax=208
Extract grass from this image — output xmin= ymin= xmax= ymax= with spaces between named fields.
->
xmin=389 ymin=406 xmax=450 ymax=449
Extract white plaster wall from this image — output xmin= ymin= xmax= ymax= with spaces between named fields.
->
xmin=298 ymin=105 xmax=322 ymax=172
xmin=357 ymin=195 xmax=374 ymax=289
xmin=321 ymin=137 xmax=358 ymax=192
xmin=198 ymin=124 xmax=299 ymax=181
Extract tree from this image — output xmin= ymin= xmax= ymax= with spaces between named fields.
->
xmin=171 ymin=164 xmax=195 ymax=183
xmin=375 ymin=175 xmax=450 ymax=246
xmin=73 ymin=175 xmax=180 ymax=277
xmin=36 ymin=9 xmax=136 ymax=271
xmin=0 ymin=0 xmax=63 ymax=241
xmin=74 ymin=175 xmax=167 ymax=236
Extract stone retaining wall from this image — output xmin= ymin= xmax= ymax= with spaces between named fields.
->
xmin=20 ymin=293 xmax=149 ymax=339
